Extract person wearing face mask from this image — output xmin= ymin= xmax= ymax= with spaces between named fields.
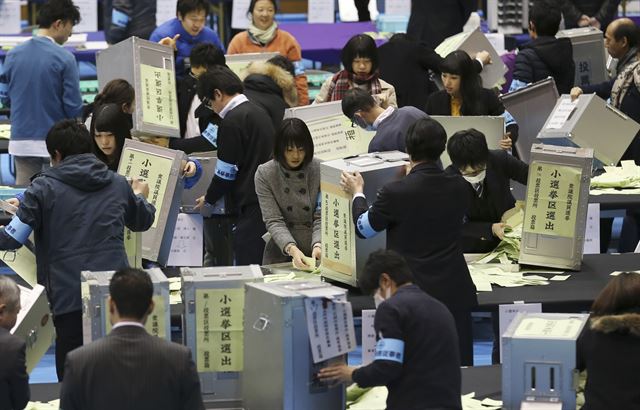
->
xmin=340 ymin=117 xmax=477 ymax=366
xmin=314 ymin=34 xmax=397 ymax=109
xmin=318 ymin=250 xmax=462 ymax=410
xmin=446 ymin=129 xmax=528 ymax=253
xmin=341 ymin=88 xmax=428 ymax=153
xmin=254 ymin=118 xmax=321 ymax=268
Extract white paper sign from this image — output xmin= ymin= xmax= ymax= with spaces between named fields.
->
xmin=308 ymin=0 xmax=335 ymax=23
xmin=583 ymin=203 xmax=600 ymax=254
xmin=73 ymin=0 xmax=98 ymax=32
xmin=305 ymin=298 xmax=356 ymax=363
xmin=384 ymin=0 xmax=410 ymax=16
xmin=547 ymin=98 xmax=578 ymax=130
xmin=361 ymin=309 xmax=376 ymax=365
xmin=231 ymin=0 xmax=251 ymax=29
xmin=0 ymin=0 xmax=21 ymax=35
xmin=499 ymin=302 xmax=542 ymax=362
xmin=156 ymin=0 xmax=175 ymax=26
xmin=167 ymin=213 xmax=203 ymax=267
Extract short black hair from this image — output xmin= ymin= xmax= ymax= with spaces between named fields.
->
xmin=197 ymin=66 xmax=244 ymax=100
xmin=109 ymin=268 xmax=153 ymax=320
xmin=359 ymin=249 xmax=413 ymax=294
xmin=341 ymin=88 xmax=376 ymax=119
xmin=273 ymin=118 xmax=314 ymax=168
xmin=613 ymin=19 xmax=639 ymax=49
xmin=341 ymin=34 xmax=379 ymax=74
xmin=177 ymin=0 xmax=208 ymax=17
xmin=247 ymin=0 xmax=277 ymax=15
xmin=93 ymin=103 xmax=132 ymax=167
xmin=447 ymin=128 xmax=490 ymax=170
xmin=405 ymin=118 xmax=447 ymax=163
xmin=190 ymin=42 xmax=226 ymax=69
xmin=46 ymin=120 xmax=92 ymax=160
xmin=267 ymin=55 xmax=295 ymax=77
xmin=37 ymin=0 xmax=80 ymax=28
xmin=529 ymin=2 xmax=561 ymax=37
xmin=440 ymin=50 xmax=482 ymax=113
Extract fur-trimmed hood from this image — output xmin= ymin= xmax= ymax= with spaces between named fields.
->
xmin=243 ymin=61 xmax=298 ymax=107
xmin=590 ymin=312 xmax=640 ymax=337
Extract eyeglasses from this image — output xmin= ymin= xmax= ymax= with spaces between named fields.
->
xmin=350 ymin=113 xmax=368 ymax=129
xmin=201 ymin=96 xmax=214 ymax=111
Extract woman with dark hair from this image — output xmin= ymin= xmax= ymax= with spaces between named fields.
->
xmin=254 ymin=118 xmax=321 ymax=268
xmin=314 ymin=34 xmax=397 ymax=108
xmin=83 ymin=78 xmax=135 ymax=130
xmin=426 ymin=50 xmax=518 ymax=149
xmin=227 ymin=0 xmax=309 ymax=105
xmin=577 ymin=272 xmax=640 ymax=410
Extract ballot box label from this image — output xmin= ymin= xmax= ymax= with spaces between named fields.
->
xmin=514 ymin=317 xmax=584 ymax=339
xmin=105 ymin=295 xmax=166 ymax=338
xmin=304 ymin=297 xmax=356 ymax=363
xmin=167 ymin=213 xmax=203 ymax=267
xmin=140 ymin=64 xmax=178 ymax=129
xmin=583 ymin=203 xmax=600 ymax=254
xmin=320 ymin=182 xmax=355 ymax=277
xmin=524 ymin=162 xmax=582 ymax=238
xmin=195 ymin=289 xmax=244 ymax=372
xmin=306 ymin=115 xmax=373 ymax=161
xmin=361 ymin=309 xmax=376 ymax=365
xmin=124 ymin=228 xmax=142 ymax=268
xmin=499 ymin=303 xmax=542 ymax=362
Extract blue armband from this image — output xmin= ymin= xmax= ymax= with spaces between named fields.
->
xmin=15 ymin=192 xmax=25 ymax=203
xmin=356 ymin=210 xmax=379 ymax=238
xmin=202 ymin=123 xmax=219 ymax=148
xmin=374 ymin=338 xmax=404 ymax=364
xmin=502 ymin=110 xmax=517 ymax=127
xmin=4 ymin=215 xmax=32 ymax=244
xmin=111 ymin=9 xmax=130 ymax=27
xmin=293 ymin=60 xmax=306 ymax=76
xmin=183 ymin=159 xmax=203 ymax=190
xmin=215 ymin=159 xmax=238 ymax=181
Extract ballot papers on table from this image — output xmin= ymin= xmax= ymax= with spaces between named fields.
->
xmin=501 ymin=77 xmax=560 ymax=163
xmin=320 ymin=152 xmax=409 ymax=287
xmin=225 ymin=52 xmax=280 ymax=78
xmin=81 ymin=268 xmax=170 ymax=343
xmin=118 ymin=139 xmax=186 ymax=264
xmin=520 ymin=144 xmax=593 ymax=270
xmin=431 ymin=116 xmax=505 ymax=168
xmin=11 ymin=284 xmax=55 ymax=373
xmin=180 ymin=151 xmax=235 ymax=216
xmin=284 ymin=101 xmax=376 ymax=161
xmin=556 ymin=27 xmax=608 ymax=87
xmin=97 ymin=37 xmax=179 ymax=138
xmin=435 ymin=28 xmax=508 ymax=89
xmin=537 ymin=94 xmax=640 ymax=167
xmin=243 ymin=281 xmax=349 ymax=410
xmin=181 ymin=265 xmax=263 ymax=404
xmin=502 ymin=313 xmax=589 ymax=410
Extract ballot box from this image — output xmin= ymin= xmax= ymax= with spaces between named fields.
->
xmin=124 ymin=228 xmax=142 ymax=268
xmin=519 ymin=144 xmax=593 ymax=270
xmin=97 ymin=37 xmax=180 ymax=138
xmin=556 ymin=27 xmax=608 ymax=87
xmin=180 ymin=151 xmax=234 ymax=216
xmin=81 ymin=268 xmax=171 ymax=343
xmin=284 ymin=101 xmax=375 ymax=161
xmin=435 ymin=28 xmax=508 ymax=89
xmin=537 ymin=94 xmax=640 ymax=167
xmin=11 ymin=284 xmax=55 ymax=373
xmin=320 ymin=152 xmax=409 ymax=287
xmin=503 ymin=312 xmax=589 ymax=410
xmin=501 ymin=77 xmax=560 ymax=163
xmin=118 ymin=139 xmax=187 ymax=264
xmin=431 ymin=116 xmax=505 ymax=168
xmin=243 ymin=281 xmax=351 ymax=410
xmin=225 ymin=52 xmax=280 ymax=77
xmin=181 ymin=265 xmax=263 ymax=406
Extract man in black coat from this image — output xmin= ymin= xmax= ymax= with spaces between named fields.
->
xmin=406 ymin=0 xmax=475 ymax=50
xmin=446 ymin=128 xmax=529 ymax=253
xmin=0 ymin=276 xmax=29 ymax=410
xmin=340 ymin=117 xmax=477 ymax=365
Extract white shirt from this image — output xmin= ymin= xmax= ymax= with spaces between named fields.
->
xmin=184 ymin=94 xmax=202 ymax=139
xmin=112 ymin=321 xmax=146 ymax=331
xmin=218 ymin=94 xmax=249 ymax=119
xmin=372 ymin=107 xmax=395 ymax=129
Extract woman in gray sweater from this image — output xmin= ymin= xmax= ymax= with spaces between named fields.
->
xmin=255 ymin=118 xmax=322 ymax=268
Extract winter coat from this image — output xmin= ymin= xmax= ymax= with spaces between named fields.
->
xmin=513 ymin=36 xmax=575 ymax=94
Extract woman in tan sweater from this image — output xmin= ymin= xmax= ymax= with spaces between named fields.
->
xmin=227 ymin=0 xmax=309 ymax=105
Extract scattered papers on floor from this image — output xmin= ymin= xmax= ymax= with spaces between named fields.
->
xmin=550 ymin=275 xmax=571 ymax=281
xmin=24 ymin=400 xmax=60 ymax=410
xmin=611 ymin=270 xmax=640 ymax=276
xmin=346 ymin=385 xmax=387 ymax=409
xmin=591 ymin=161 xmax=640 ymax=191
xmin=461 ymin=393 xmax=503 ymax=409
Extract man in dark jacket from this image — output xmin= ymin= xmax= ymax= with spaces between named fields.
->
xmin=561 ymin=0 xmax=621 ymax=31
xmin=406 ymin=0 xmax=475 ymax=50
xmin=0 ymin=120 xmax=156 ymax=381
xmin=510 ymin=4 xmax=575 ymax=94
xmin=104 ymin=0 xmax=156 ymax=44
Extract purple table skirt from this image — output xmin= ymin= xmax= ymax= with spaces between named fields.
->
xmin=0 ymin=31 xmax=105 ymax=63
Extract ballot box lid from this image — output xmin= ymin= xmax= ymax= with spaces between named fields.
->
xmin=181 ymin=265 xmax=263 ymax=283
xmin=246 ymin=280 xmax=347 ymax=299
xmin=505 ymin=312 xmax=589 ymax=340
xmin=82 ymin=267 xmax=168 ymax=286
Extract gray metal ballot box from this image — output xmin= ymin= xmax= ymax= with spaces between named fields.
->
xmin=180 ymin=151 xmax=233 ymax=216
xmin=556 ymin=27 xmax=608 ymax=87
xmin=431 ymin=116 xmax=505 ymax=168
xmin=118 ymin=139 xmax=187 ymax=264
xmin=320 ymin=152 xmax=409 ymax=287
xmin=503 ymin=312 xmax=589 ymax=410
xmin=180 ymin=265 xmax=263 ymax=406
xmin=243 ymin=281 xmax=347 ymax=410
xmin=97 ymin=37 xmax=180 ymax=138
xmin=501 ymin=77 xmax=560 ymax=164
xmin=537 ymin=94 xmax=640 ymax=167
xmin=81 ymin=268 xmax=171 ymax=343
xmin=520 ymin=144 xmax=593 ymax=270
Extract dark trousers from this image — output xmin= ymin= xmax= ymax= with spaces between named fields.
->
xmin=355 ymin=0 xmax=371 ymax=21
xmin=449 ymin=308 xmax=474 ymax=366
xmin=234 ymin=204 xmax=266 ymax=265
xmin=203 ymin=216 xmax=236 ymax=266
xmin=52 ymin=310 xmax=83 ymax=381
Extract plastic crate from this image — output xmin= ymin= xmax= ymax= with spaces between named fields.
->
xmin=376 ymin=14 xmax=409 ymax=33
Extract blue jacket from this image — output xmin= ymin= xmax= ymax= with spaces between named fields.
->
xmin=0 ymin=154 xmax=155 ymax=315
xmin=0 ymin=37 xmax=83 ymax=141
xmin=149 ymin=18 xmax=225 ymax=78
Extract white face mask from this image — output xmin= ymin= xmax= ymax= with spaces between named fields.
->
xmin=373 ymin=287 xmax=392 ymax=308
xmin=463 ymin=169 xmax=486 ymax=185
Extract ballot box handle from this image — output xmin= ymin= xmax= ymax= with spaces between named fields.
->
xmin=605 ymin=104 xmax=630 ymax=121
xmin=252 ymin=315 xmax=270 ymax=332
xmin=163 ymin=57 xmax=173 ymax=71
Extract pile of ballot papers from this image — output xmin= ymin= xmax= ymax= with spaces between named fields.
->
xmin=24 ymin=400 xmax=59 ymax=410
xmin=591 ymin=161 xmax=640 ymax=193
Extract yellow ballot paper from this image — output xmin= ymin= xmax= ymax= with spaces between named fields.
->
xmin=320 ymin=182 xmax=356 ymax=277
xmin=523 ymin=162 xmax=582 ymax=238
xmin=195 ymin=288 xmax=244 ymax=372
xmin=139 ymin=64 xmax=179 ymax=129
xmin=1 ymin=246 xmax=37 ymax=287
xmin=105 ymin=295 xmax=166 ymax=338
